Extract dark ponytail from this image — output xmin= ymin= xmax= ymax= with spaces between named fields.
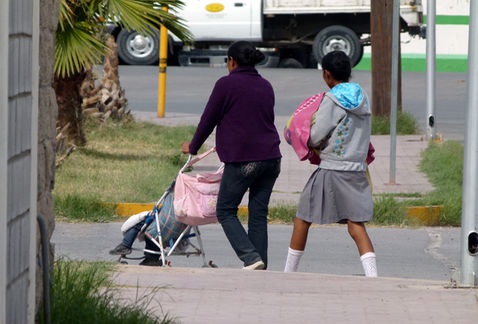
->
xmin=227 ymin=41 xmax=265 ymax=67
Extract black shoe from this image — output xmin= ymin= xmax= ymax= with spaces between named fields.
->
xmin=109 ymin=244 xmax=132 ymax=256
xmin=139 ymin=258 xmax=163 ymax=267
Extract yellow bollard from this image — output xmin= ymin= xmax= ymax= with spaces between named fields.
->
xmin=157 ymin=6 xmax=169 ymax=118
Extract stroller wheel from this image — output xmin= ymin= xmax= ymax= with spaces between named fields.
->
xmin=208 ymin=260 xmax=218 ymax=268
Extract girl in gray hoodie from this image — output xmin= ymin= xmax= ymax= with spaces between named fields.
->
xmin=284 ymin=51 xmax=377 ymax=277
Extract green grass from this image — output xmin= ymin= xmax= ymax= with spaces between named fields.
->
xmin=370 ymin=195 xmax=408 ymax=226
xmin=54 ymin=119 xmax=196 ymax=221
xmin=418 ymin=141 xmax=463 ymax=225
xmin=372 ymin=111 xmax=421 ymax=135
xmin=36 ymin=259 xmax=177 ymax=323
xmin=368 ymin=140 xmax=463 ymax=226
xmin=54 ymin=195 xmax=118 ymax=222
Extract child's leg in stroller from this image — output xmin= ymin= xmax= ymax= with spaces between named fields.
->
xmin=124 ymin=221 xmax=145 ymax=247
xmin=217 ymin=163 xmax=263 ymax=268
xmin=139 ymin=238 xmax=163 ymax=266
xmin=109 ymin=221 xmax=145 ymax=255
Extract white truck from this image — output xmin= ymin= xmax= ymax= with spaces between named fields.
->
xmin=110 ymin=0 xmax=424 ymax=68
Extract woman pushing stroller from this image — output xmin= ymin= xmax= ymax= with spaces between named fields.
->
xmin=182 ymin=41 xmax=282 ymax=270
xmin=111 ymin=41 xmax=281 ymax=270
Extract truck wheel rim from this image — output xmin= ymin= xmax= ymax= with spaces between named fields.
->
xmin=127 ymin=34 xmax=154 ymax=58
xmin=322 ymin=36 xmax=351 ymax=56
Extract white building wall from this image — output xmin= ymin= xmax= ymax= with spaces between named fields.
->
xmin=358 ymin=0 xmax=470 ymax=71
xmin=401 ymin=0 xmax=470 ymax=57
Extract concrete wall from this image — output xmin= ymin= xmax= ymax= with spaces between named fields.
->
xmin=0 ymin=0 xmax=57 ymax=322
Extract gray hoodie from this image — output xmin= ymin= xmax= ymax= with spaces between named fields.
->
xmin=308 ymin=82 xmax=371 ymax=171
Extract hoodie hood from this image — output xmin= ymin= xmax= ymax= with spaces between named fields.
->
xmin=327 ymin=82 xmax=370 ymax=116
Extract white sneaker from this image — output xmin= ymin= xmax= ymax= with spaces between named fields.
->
xmin=242 ymin=260 xmax=265 ymax=270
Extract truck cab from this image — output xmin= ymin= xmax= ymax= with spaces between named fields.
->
xmin=172 ymin=0 xmax=262 ymax=42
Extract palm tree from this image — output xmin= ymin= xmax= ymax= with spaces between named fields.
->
xmin=54 ymin=0 xmax=191 ymax=146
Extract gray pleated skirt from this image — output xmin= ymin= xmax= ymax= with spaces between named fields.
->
xmin=296 ymin=168 xmax=373 ymax=224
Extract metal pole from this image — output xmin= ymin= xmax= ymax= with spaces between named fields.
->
xmin=460 ymin=0 xmax=478 ymax=287
xmin=389 ymin=0 xmax=400 ymax=185
xmin=157 ymin=6 xmax=169 ymax=118
xmin=426 ymin=0 xmax=437 ymax=140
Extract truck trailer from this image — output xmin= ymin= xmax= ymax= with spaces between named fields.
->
xmin=109 ymin=0 xmax=424 ymax=68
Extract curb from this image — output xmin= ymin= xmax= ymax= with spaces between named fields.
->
xmin=114 ymin=202 xmax=248 ymax=218
xmin=114 ymin=203 xmax=445 ymax=226
xmin=114 ymin=203 xmax=155 ymax=216
xmin=405 ymin=205 xmax=444 ymax=226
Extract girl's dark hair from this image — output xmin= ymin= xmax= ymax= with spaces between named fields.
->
xmin=321 ymin=51 xmax=352 ymax=82
xmin=227 ymin=41 xmax=265 ymax=67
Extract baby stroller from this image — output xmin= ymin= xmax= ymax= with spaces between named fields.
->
xmin=117 ymin=147 xmax=222 ymax=267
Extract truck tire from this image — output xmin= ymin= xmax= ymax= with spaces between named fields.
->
xmin=312 ymin=25 xmax=363 ymax=67
xmin=116 ymin=29 xmax=159 ymax=65
xmin=278 ymin=58 xmax=303 ymax=69
xmin=257 ymin=52 xmax=280 ymax=68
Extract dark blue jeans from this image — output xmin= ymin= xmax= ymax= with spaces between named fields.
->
xmin=216 ymin=158 xmax=281 ymax=268
xmin=122 ymin=220 xmax=159 ymax=259
xmin=122 ymin=221 xmax=144 ymax=247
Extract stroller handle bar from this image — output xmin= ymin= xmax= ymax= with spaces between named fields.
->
xmin=180 ymin=147 xmax=217 ymax=173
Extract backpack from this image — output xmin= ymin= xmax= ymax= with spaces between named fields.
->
xmin=283 ymin=92 xmax=325 ymax=165
xmin=284 ymin=92 xmax=376 ymax=165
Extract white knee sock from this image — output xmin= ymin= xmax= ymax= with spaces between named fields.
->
xmin=284 ymin=247 xmax=304 ymax=272
xmin=360 ymin=252 xmax=378 ymax=277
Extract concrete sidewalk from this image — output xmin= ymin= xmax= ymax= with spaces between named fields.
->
xmin=112 ymin=266 xmax=478 ymax=323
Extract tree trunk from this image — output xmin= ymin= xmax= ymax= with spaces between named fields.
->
xmin=100 ymin=35 xmax=129 ymax=119
xmin=80 ymin=35 xmax=130 ymax=121
xmin=54 ymin=71 xmax=87 ymax=147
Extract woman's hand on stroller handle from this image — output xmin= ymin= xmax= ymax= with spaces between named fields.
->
xmin=181 ymin=142 xmax=191 ymax=155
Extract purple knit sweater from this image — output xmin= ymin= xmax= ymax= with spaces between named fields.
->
xmin=189 ymin=66 xmax=282 ymax=163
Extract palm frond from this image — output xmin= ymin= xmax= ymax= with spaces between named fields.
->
xmin=55 ymin=0 xmax=192 ymax=78
xmin=58 ymin=0 xmax=76 ymax=30
xmin=55 ymin=23 xmax=107 ymax=78
xmin=105 ymin=0 xmax=192 ymax=41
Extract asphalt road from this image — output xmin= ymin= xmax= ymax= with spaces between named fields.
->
xmin=52 ymin=222 xmax=461 ymax=282
xmin=115 ymin=65 xmax=467 ymax=141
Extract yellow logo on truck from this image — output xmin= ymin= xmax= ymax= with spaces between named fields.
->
xmin=205 ymin=3 xmax=225 ymax=13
